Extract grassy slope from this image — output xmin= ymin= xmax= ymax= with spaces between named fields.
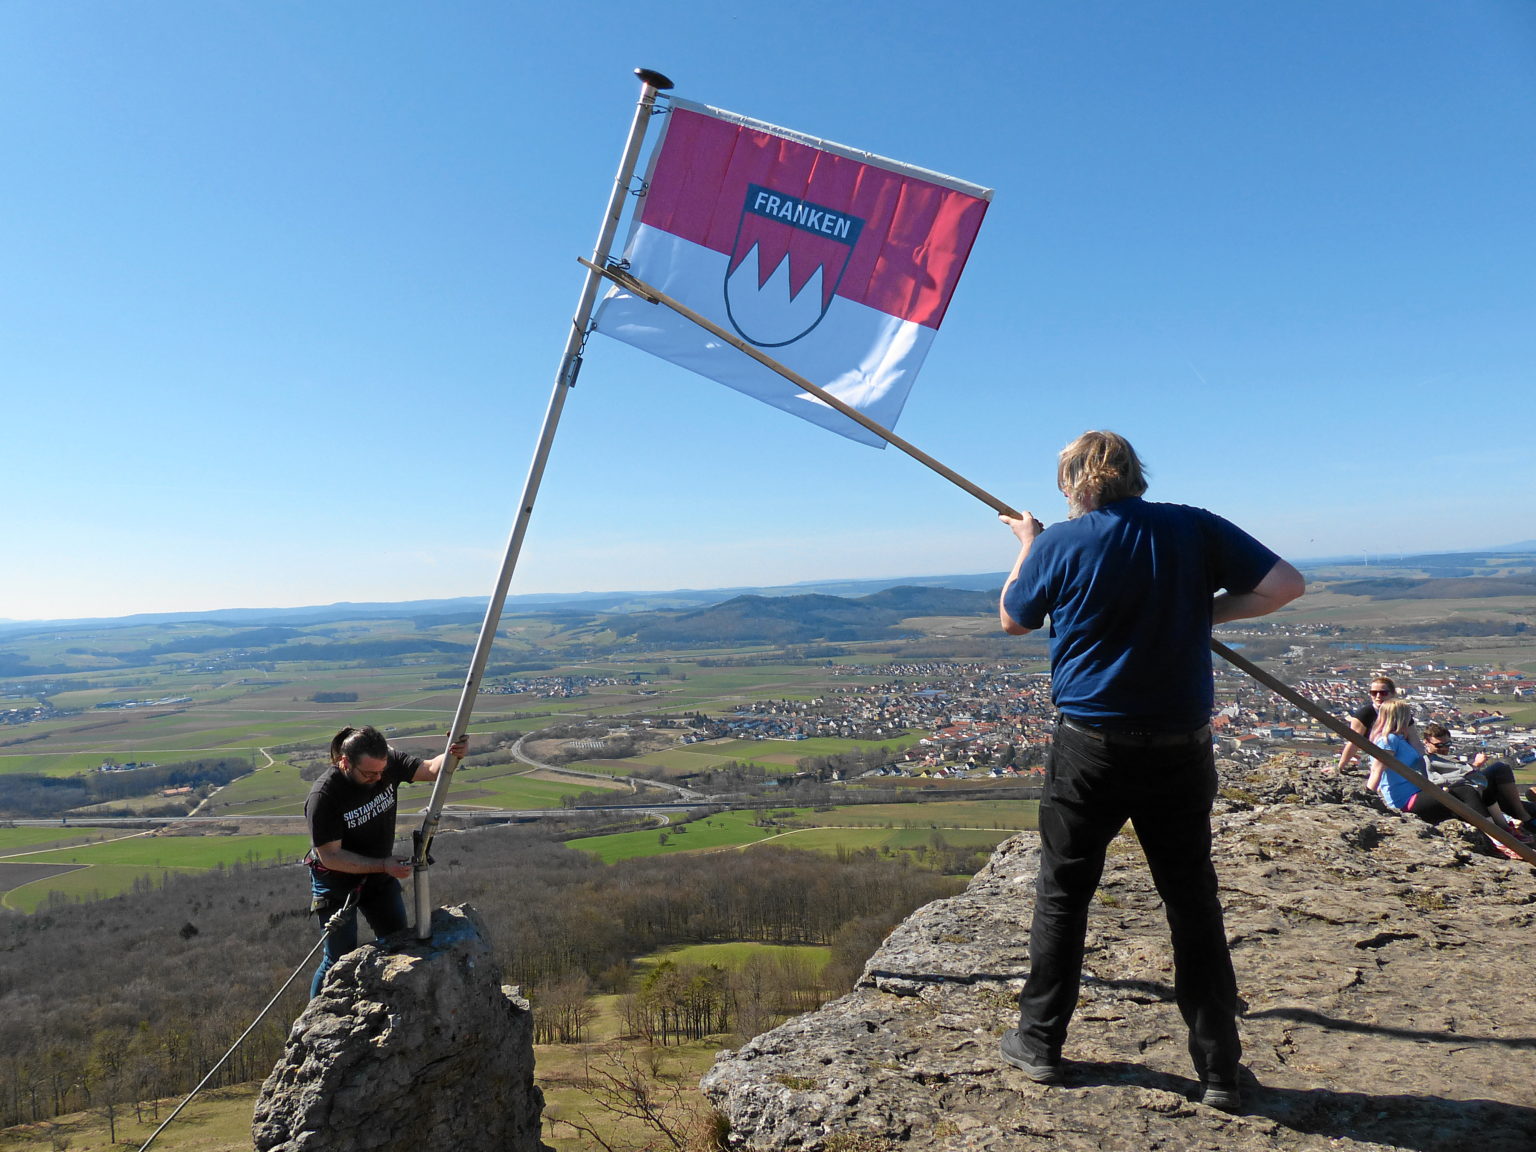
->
xmin=638 ymin=940 xmax=833 ymax=970
xmin=0 ymin=1085 xmax=260 ymax=1152
xmin=758 ymin=825 xmax=1012 ymax=853
xmin=2 ymin=833 xmax=310 ymax=911
xmin=0 ymin=826 xmax=119 ymax=853
xmin=567 ymin=810 xmax=782 ymax=864
xmin=788 ymin=799 xmax=1039 ymax=829
xmin=566 ymin=800 xmax=1041 ymax=864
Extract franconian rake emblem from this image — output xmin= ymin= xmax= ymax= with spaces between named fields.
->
xmin=724 ymin=183 xmax=866 ymax=348
xmin=594 ymin=95 xmax=991 ymax=445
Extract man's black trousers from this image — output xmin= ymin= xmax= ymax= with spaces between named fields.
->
xmin=1016 ymin=721 xmax=1240 ymax=1081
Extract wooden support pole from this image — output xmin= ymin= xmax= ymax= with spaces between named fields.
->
xmin=581 ymin=259 xmax=1022 ymax=520
xmin=1212 ymin=640 xmax=1534 ymax=864
xmin=588 ymin=257 xmax=1535 ymax=868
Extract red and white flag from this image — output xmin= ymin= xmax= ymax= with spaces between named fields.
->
xmin=594 ymin=98 xmax=991 ymax=447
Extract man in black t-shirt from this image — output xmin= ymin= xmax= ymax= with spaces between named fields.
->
xmin=305 ymin=725 xmax=467 ymax=997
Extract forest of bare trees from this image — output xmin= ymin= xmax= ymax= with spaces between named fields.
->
xmin=0 ymin=757 xmax=252 ymax=818
xmin=0 ymin=826 xmax=958 ymax=1129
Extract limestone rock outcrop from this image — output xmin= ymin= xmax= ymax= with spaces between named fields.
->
xmin=703 ymin=756 xmax=1536 ymax=1151
xmin=253 ymin=904 xmax=545 ymax=1152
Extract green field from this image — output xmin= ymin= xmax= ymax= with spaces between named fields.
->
xmin=0 ymin=751 xmax=129 ymax=778
xmin=201 ymin=763 xmax=311 ymax=815
xmin=1 ymin=833 xmax=311 ymax=911
xmin=19 ymin=833 xmax=308 ymax=869
xmin=639 ymin=940 xmax=832 ymax=971
xmin=203 ymin=761 xmax=608 ymax=819
xmin=755 ymin=826 xmax=1012 ymax=854
xmin=419 ymin=767 xmax=604 ymax=811
xmin=0 ymin=1084 xmax=259 ymax=1152
xmin=788 ymin=799 xmax=1039 ymax=830
xmin=614 ymin=746 xmax=740 ymax=774
xmin=0 ymin=826 xmax=119 ymax=853
xmin=566 ymin=810 xmax=783 ymax=863
xmin=1497 ymin=700 xmax=1536 ymax=724
xmin=539 ymin=1037 xmax=720 ymax=1152
xmin=567 ymin=800 xmax=1037 ymax=865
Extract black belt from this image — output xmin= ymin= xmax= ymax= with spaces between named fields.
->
xmin=1059 ymin=716 xmax=1211 ymax=748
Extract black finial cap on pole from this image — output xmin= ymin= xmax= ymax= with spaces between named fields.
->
xmin=635 ymin=68 xmax=674 ymax=90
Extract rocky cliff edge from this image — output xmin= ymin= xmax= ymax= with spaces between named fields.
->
xmin=703 ymin=756 xmax=1536 ymax=1152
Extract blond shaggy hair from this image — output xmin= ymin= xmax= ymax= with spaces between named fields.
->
xmin=1057 ymin=430 xmax=1149 ymax=517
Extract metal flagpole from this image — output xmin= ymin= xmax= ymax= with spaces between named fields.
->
xmin=411 ymin=67 xmax=676 ymax=939
xmin=581 ymin=260 xmax=1536 ymax=868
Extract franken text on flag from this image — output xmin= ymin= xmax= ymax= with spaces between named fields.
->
xmin=594 ymin=98 xmax=992 ymax=447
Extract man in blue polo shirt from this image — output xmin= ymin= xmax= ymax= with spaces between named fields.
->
xmin=996 ymin=431 xmax=1303 ymax=1110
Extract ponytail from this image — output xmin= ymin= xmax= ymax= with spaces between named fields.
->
xmin=330 ymin=725 xmax=388 ymax=765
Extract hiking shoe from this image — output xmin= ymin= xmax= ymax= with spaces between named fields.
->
xmin=1199 ymin=1079 xmax=1242 ymax=1111
xmin=999 ymin=1028 xmax=1061 ymax=1084
xmin=1490 ymin=837 xmax=1525 ymax=861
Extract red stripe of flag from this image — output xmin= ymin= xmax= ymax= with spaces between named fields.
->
xmin=639 ymin=108 xmax=988 ymax=330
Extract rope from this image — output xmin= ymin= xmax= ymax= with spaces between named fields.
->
xmin=136 ymin=891 xmax=358 ymax=1151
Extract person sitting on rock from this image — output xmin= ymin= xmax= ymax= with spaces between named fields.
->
xmin=1335 ymin=675 xmax=1401 ymax=774
xmin=1368 ymin=711 xmax=1522 ymax=859
xmin=1464 ymin=749 xmax=1534 ymax=840
xmin=1419 ymin=726 xmax=1532 ymax=852
xmin=1364 ymin=700 xmax=1422 ymax=814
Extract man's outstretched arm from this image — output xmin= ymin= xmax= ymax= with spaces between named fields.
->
xmin=411 ymin=735 xmax=469 ymax=783
xmin=998 ymin=512 xmax=1045 ymax=635
xmin=1211 ymin=559 xmax=1305 ymax=624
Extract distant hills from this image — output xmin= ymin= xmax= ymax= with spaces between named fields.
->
xmin=615 ymin=586 xmax=996 ymax=646
xmin=4 ymin=545 xmax=1534 ymax=640
xmin=0 ymin=597 xmax=494 ymax=633
xmin=1331 ymin=575 xmax=1536 ymax=600
xmin=0 ymin=585 xmax=1001 ymax=673
xmin=0 ymin=573 xmax=1009 ymax=638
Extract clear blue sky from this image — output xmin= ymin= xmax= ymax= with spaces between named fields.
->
xmin=5 ymin=1 xmax=1533 ymax=622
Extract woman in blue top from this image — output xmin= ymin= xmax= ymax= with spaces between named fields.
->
xmin=1365 ymin=700 xmax=1421 ymax=812
xmin=1367 ymin=701 xmax=1525 ymax=859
